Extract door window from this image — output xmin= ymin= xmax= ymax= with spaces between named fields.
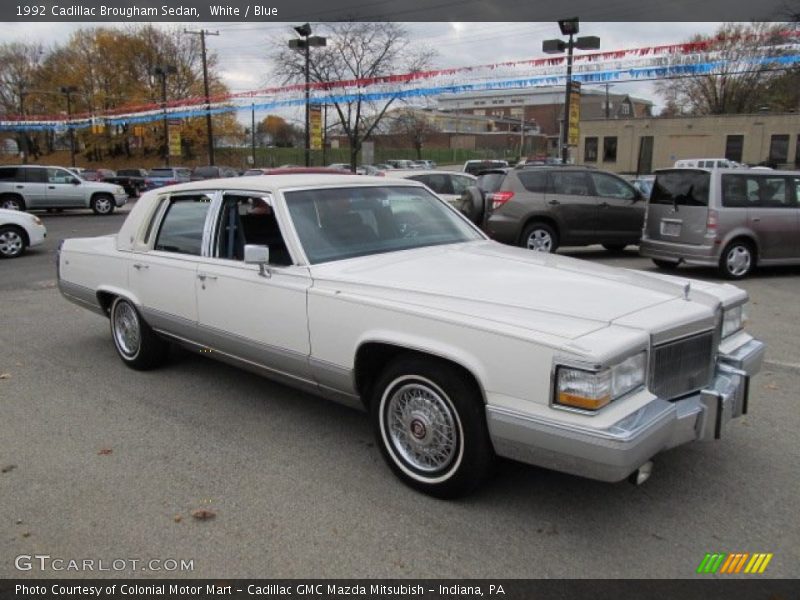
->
xmin=213 ymin=194 xmax=292 ymax=266
xmin=551 ymin=172 xmax=590 ymax=196
xmin=590 ymin=173 xmax=636 ymax=200
xmin=47 ymin=168 xmax=74 ymax=184
xmin=154 ymin=196 xmax=212 ymax=255
xmin=24 ymin=168 xmax=47 ymax=183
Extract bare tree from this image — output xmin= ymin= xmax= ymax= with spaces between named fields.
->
xmin=655 ymin=22 xmax=791 ymax=115
xmin=273 ymin=22 xmax=434 ymax=170
xmin=388 ymin=109 xmax=440 ymax=159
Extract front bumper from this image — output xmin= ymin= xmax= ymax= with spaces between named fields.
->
xmin=114 ymin=193 xmax=128 ymax=207
xmin=487 ymin=338 xmax=766 ymax=482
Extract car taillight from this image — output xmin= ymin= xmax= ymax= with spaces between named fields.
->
xmin=706 ymin=209 xmax=718 ymax=237
xmin=488 ymin=191 xmax=514 ymax=210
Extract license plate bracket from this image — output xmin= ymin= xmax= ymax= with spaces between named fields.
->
xmin=661 ymin=220 xmax=681 ymax=236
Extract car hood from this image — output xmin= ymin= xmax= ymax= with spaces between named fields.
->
xmin=309 ymin=241 xmax=725 ymax=340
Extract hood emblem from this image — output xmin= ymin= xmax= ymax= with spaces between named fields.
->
xmin=683 ymin=282 xmax=691 ymax=301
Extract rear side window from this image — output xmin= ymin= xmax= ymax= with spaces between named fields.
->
xmin=477 ymin=172 xmax=506 ymax=194
xmin=722 ymin=174 xmax=795 ymax=208
xmin=650 ymin=170 xmax=710 ymax=207
xmin=0 ymin=167 xmax=20 ymax=181
xmin=154 ymin=196 xmax=212 ymax=255
xmin=517 ymin=170 xmax=550 ymax=193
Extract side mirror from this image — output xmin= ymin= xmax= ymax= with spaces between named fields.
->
xmin=70 ymin=178 xmax=80 ymax=185
xmin=244 ymin=244 xmax=271 ymax=277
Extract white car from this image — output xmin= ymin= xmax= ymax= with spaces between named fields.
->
xmin=57 ymin=175 xmax=765 ymax=497
xmin=0 ymin=208 xmax=47 ymax=258
xmin=384 ymin=169 xmax=476 ymax=206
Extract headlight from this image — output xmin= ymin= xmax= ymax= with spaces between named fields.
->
xmin=722 ymin=304 xmax=747 ymax=338
xmin=555 ymin=352 xmax=646 ymax=412
xmin=116 ymin=186 xmax=125 ymax=195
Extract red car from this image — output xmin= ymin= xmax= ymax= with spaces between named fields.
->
xmin=81 ymin=168 xmax=116 ymax=181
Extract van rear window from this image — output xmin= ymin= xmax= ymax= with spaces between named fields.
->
xmin=651 ymin=170 xmax=710 ymax=207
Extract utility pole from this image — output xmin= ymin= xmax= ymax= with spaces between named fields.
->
xmin=18 ymin=83 xmax=28 ymax=165
xmin=60 ymin=86 xmax=78 ymax=167
xmin=251 ymin=102 xmax=256 ymax=167
xmin=185 ymin=29 xmax=219 ymax=166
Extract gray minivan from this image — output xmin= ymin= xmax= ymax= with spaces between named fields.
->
xmin=639 ymin=168 xmax=800 ymax=278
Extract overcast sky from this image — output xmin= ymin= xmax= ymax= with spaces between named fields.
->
xmin=4 ymin=21 xmax=724 ymax=124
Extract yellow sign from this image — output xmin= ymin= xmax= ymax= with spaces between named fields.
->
xmin=168 ymin=126 xmax=181 ymax=157
xmin=91 ymin=122 xmax=105 ymax=135
xmin=133 ymin=126 xmax=145 ymax=137
xmin=310 ymin=105 xmax=323 ymax=150
xmin=567 ymin=81 xmax=581 ymax=147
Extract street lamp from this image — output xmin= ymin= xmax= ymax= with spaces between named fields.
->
xmin=543 ymin=18 xmax=600 ymax=163
xmin=151 ymin=64 xmax=177 ymax=166
xmin=289 ymin=23 xmax=326 ymax=167
xmin=59 ymin=86 xmax=79 ymax=167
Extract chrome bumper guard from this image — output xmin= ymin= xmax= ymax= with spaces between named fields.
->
xmin=487 ymin=338 xmax=766 ymax=482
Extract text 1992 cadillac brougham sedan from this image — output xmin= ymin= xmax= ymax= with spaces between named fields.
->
xmin=58 ymin=175 xmax=766 ymax=497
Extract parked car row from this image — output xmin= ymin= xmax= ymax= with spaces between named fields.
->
xmin=449 ymin=162 xmax=800 ymax=279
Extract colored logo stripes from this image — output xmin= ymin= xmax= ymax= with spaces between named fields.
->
xmin=697 ymin=553 xmax=773 ymax=574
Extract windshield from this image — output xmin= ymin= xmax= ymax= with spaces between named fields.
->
xmin=284 ymin=185 xmax=483 ymax=264
xmin=149 ymin=169 xmax=174 ymax=177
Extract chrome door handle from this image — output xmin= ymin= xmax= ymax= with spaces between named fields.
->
xmin=197 ymin=273 xmax=217 ymax=281
xmin=751 ymin=217 xmax=761 ymax=223
xmin=132 ymin=263 xmax=149 ymax=270
xmin=547 ymin=199 xmax=560 ymax=206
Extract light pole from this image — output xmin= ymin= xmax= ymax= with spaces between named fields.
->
xmin=59 ymin=86 xmax=78 ymax=167
xmin=543 ymin=18 xmax=599 ymax=164
xmin=289 ymin=23 xmax=326 ymax=167
xmin=18 ymin=82 xmax=29 ymax=165
xmin=151 ymin=65 xmax=177 ymax=166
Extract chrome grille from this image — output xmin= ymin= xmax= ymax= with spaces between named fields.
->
xmin=649 ymin=331 xmax=714 ymax=399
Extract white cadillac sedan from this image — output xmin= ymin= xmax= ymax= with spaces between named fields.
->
xmin=57 ymin=175 xmax=765 ymax=497
xmin=0 ymin=208 xmax=47 ymax=258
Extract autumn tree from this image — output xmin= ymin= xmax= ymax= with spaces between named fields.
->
xmin=0 ymin=42 xmax=45 ymax=160
xmin=0 ymin=25 xmax=234 ymax=163
xmin=656 ymin=22 xmax=792 ymax=115
xmin=272 ymin=22 xmax=434 ymax=170
xmin=256 ymin=115 xmax=302 ymax=147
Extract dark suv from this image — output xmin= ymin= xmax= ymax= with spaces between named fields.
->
xmin=468 ymin=166 xmax=646 ymax=253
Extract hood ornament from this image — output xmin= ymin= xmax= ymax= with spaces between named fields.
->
xmin=683 ymin=282 xmax=691 ymax=301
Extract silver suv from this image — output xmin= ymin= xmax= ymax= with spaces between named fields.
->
xmin=0 ymin=165 xmax=128 ymax=215
xmin=640 ymin=168 xmax=800 ymax=279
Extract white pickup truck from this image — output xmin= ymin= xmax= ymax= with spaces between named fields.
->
xmin=58 ymin=174 xmax=766 ymax=497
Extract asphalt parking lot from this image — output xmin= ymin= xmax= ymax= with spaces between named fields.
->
xmin=1 ymin=204 xmax=799 ymax=579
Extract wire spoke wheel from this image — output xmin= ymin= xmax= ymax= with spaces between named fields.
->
xmin=112 ymin=301 xmax=141 ymax=358
xmin=385 ymin=381 xmax=459 ymax=474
